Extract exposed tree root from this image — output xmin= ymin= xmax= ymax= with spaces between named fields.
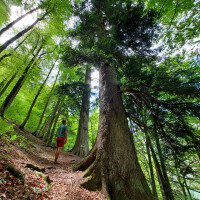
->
xmin=83 ymin=152 xmax=111 ymax=199
xmin=25 ymin=163 xmax=45 ymax=173
xmin=81 ymin=160 xmax=101 ymax=191
xmin=73 ymin=145 xmax=153 ymax=200
xmin=72 ymin=143 xmax=97 ymax=171
xmin=71 ymin=64 xmax=154 ymax=200
xmin=2 ymin=163 xmax=24 ymax=185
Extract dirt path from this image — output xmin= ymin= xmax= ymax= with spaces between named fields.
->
xmin=0 ymin=123 xmax=105 ymax=200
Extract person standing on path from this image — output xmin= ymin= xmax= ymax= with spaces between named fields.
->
xmin=54 ymin=119 xmax=68 ymax=164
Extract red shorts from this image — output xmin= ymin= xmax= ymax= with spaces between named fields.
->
xmin=57 ymin=137 xmax=65 ymax=148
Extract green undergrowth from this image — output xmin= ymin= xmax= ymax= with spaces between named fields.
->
xmin=0 ymin=117 xmax=37 ymax=152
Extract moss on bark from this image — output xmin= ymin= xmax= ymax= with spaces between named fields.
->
xmin=25 ymin=163 xmax=45 ymax=173
xmin=2 ymin=162 xmax=24 ymax=185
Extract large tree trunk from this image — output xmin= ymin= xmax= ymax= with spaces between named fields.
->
xmin=0 ymin=46 xmax=42 ymax=117
xmin=73 ymin=64 xmax=153 ymax=200
xmin=0 ymin=72 xmax=17 ymax=98
xmin=71 ymin=66 xmax=91 ymax=157
xmin=34 ymin=69 xmax=60 ymax=136
xmin=0 ymin=11 xmax=48 ymax=53
xmin=0 ymin=7 xmax=38 ymax=36
xmin=19 ymin=61 xmax=55 ymax=130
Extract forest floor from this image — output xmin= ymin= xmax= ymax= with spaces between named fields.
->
xmin=0 ymin=120 xmax=106 ymax=200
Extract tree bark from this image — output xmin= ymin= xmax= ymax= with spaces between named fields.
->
xmin=0 ymin=29 xmax=34 ymax=62
xmin=34 ymin=69 xmax=60 ymax=136
xmin=71 ymin=66 xmax=91 ymax=157
xmin=174 ymin=157 xmax=188 ymax=200
xmin=145 ymin=133 xmax=158 ymax=200
xmin=39 ymin=115 xmax=51 ymax=138
xmin=19 ymin=60 xmax=55 ymax=130
xmin=43 ymin=97 xmax=61 ymax=142
xmin=0 ymin=7 xmax=38 ymax=36
xmin=183 ymin=179 xmax=192 ymax=200
xmin=149 ymin=138 xmax=167 ymax=200
xmin=0 ymin=11 xmax=48 ymax=53
xmin=0 ymin=72 xmax=17 ymax=98
xmin=48 ymin=105 xmax=62 ymax=144
xmin=154 ymin=134 xmax=174 ymax=200
xmin=0 ymin=45 xmax=42 ymax=117
xmin=72 ymin=64 xmax=153 ymax=200
xmin=0 ymin=77 xmax=7 ymax=90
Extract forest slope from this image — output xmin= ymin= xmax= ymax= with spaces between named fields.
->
xmin=0 ymin=119 xmax=105 ymax=200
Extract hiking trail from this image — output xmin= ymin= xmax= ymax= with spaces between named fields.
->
xmin=0 ymin=120 xmax=105 ymax=200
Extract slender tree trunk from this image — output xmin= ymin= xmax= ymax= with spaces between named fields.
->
xmin=145 ymin=133 xmax=159 ymax=200
xmin=197 ymin=153 xmax=200 ymax=161
xmin=72 ymin=64 xmax=153 ymax=200
xmin=0 ymin=72 xmax=17 ymax=98
xmin=19 ymin=61 xmax=55 ymax=129
xmin=174 ymin=157 xmax=188 ymax=200
xmin=43 ymin=97 xmax=61 ymax=142
xmin=0 ymin=45 xmax=42 ymax=117
xmin=48 ymin=105 xmax=62 ymax=144
xmin=0 ymin=29 xmax=34 ymax=62
xmin=0 ymin=7 xmax=38 ymax=36
xmin=71 ymin=66 xmax=91 ymax=157
xmin=39 ymin=114 xmax=51 ymax=138
xmin=183 ymin=178 xmax=192 ymax=200
xmin=0 ymin=11 xmax=48 ymax=53
xmin=154 ymin=134 xmax=174 ymax=200
xmin=129 ymin=115 xmax=169 ymax=200
xmin=34 ymin=69 xmax=60 ymax=136
xmin=149 ymin=139 xmax=167 ymax=200
xmin=0 ymin=77 xmax=8 ymax=89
